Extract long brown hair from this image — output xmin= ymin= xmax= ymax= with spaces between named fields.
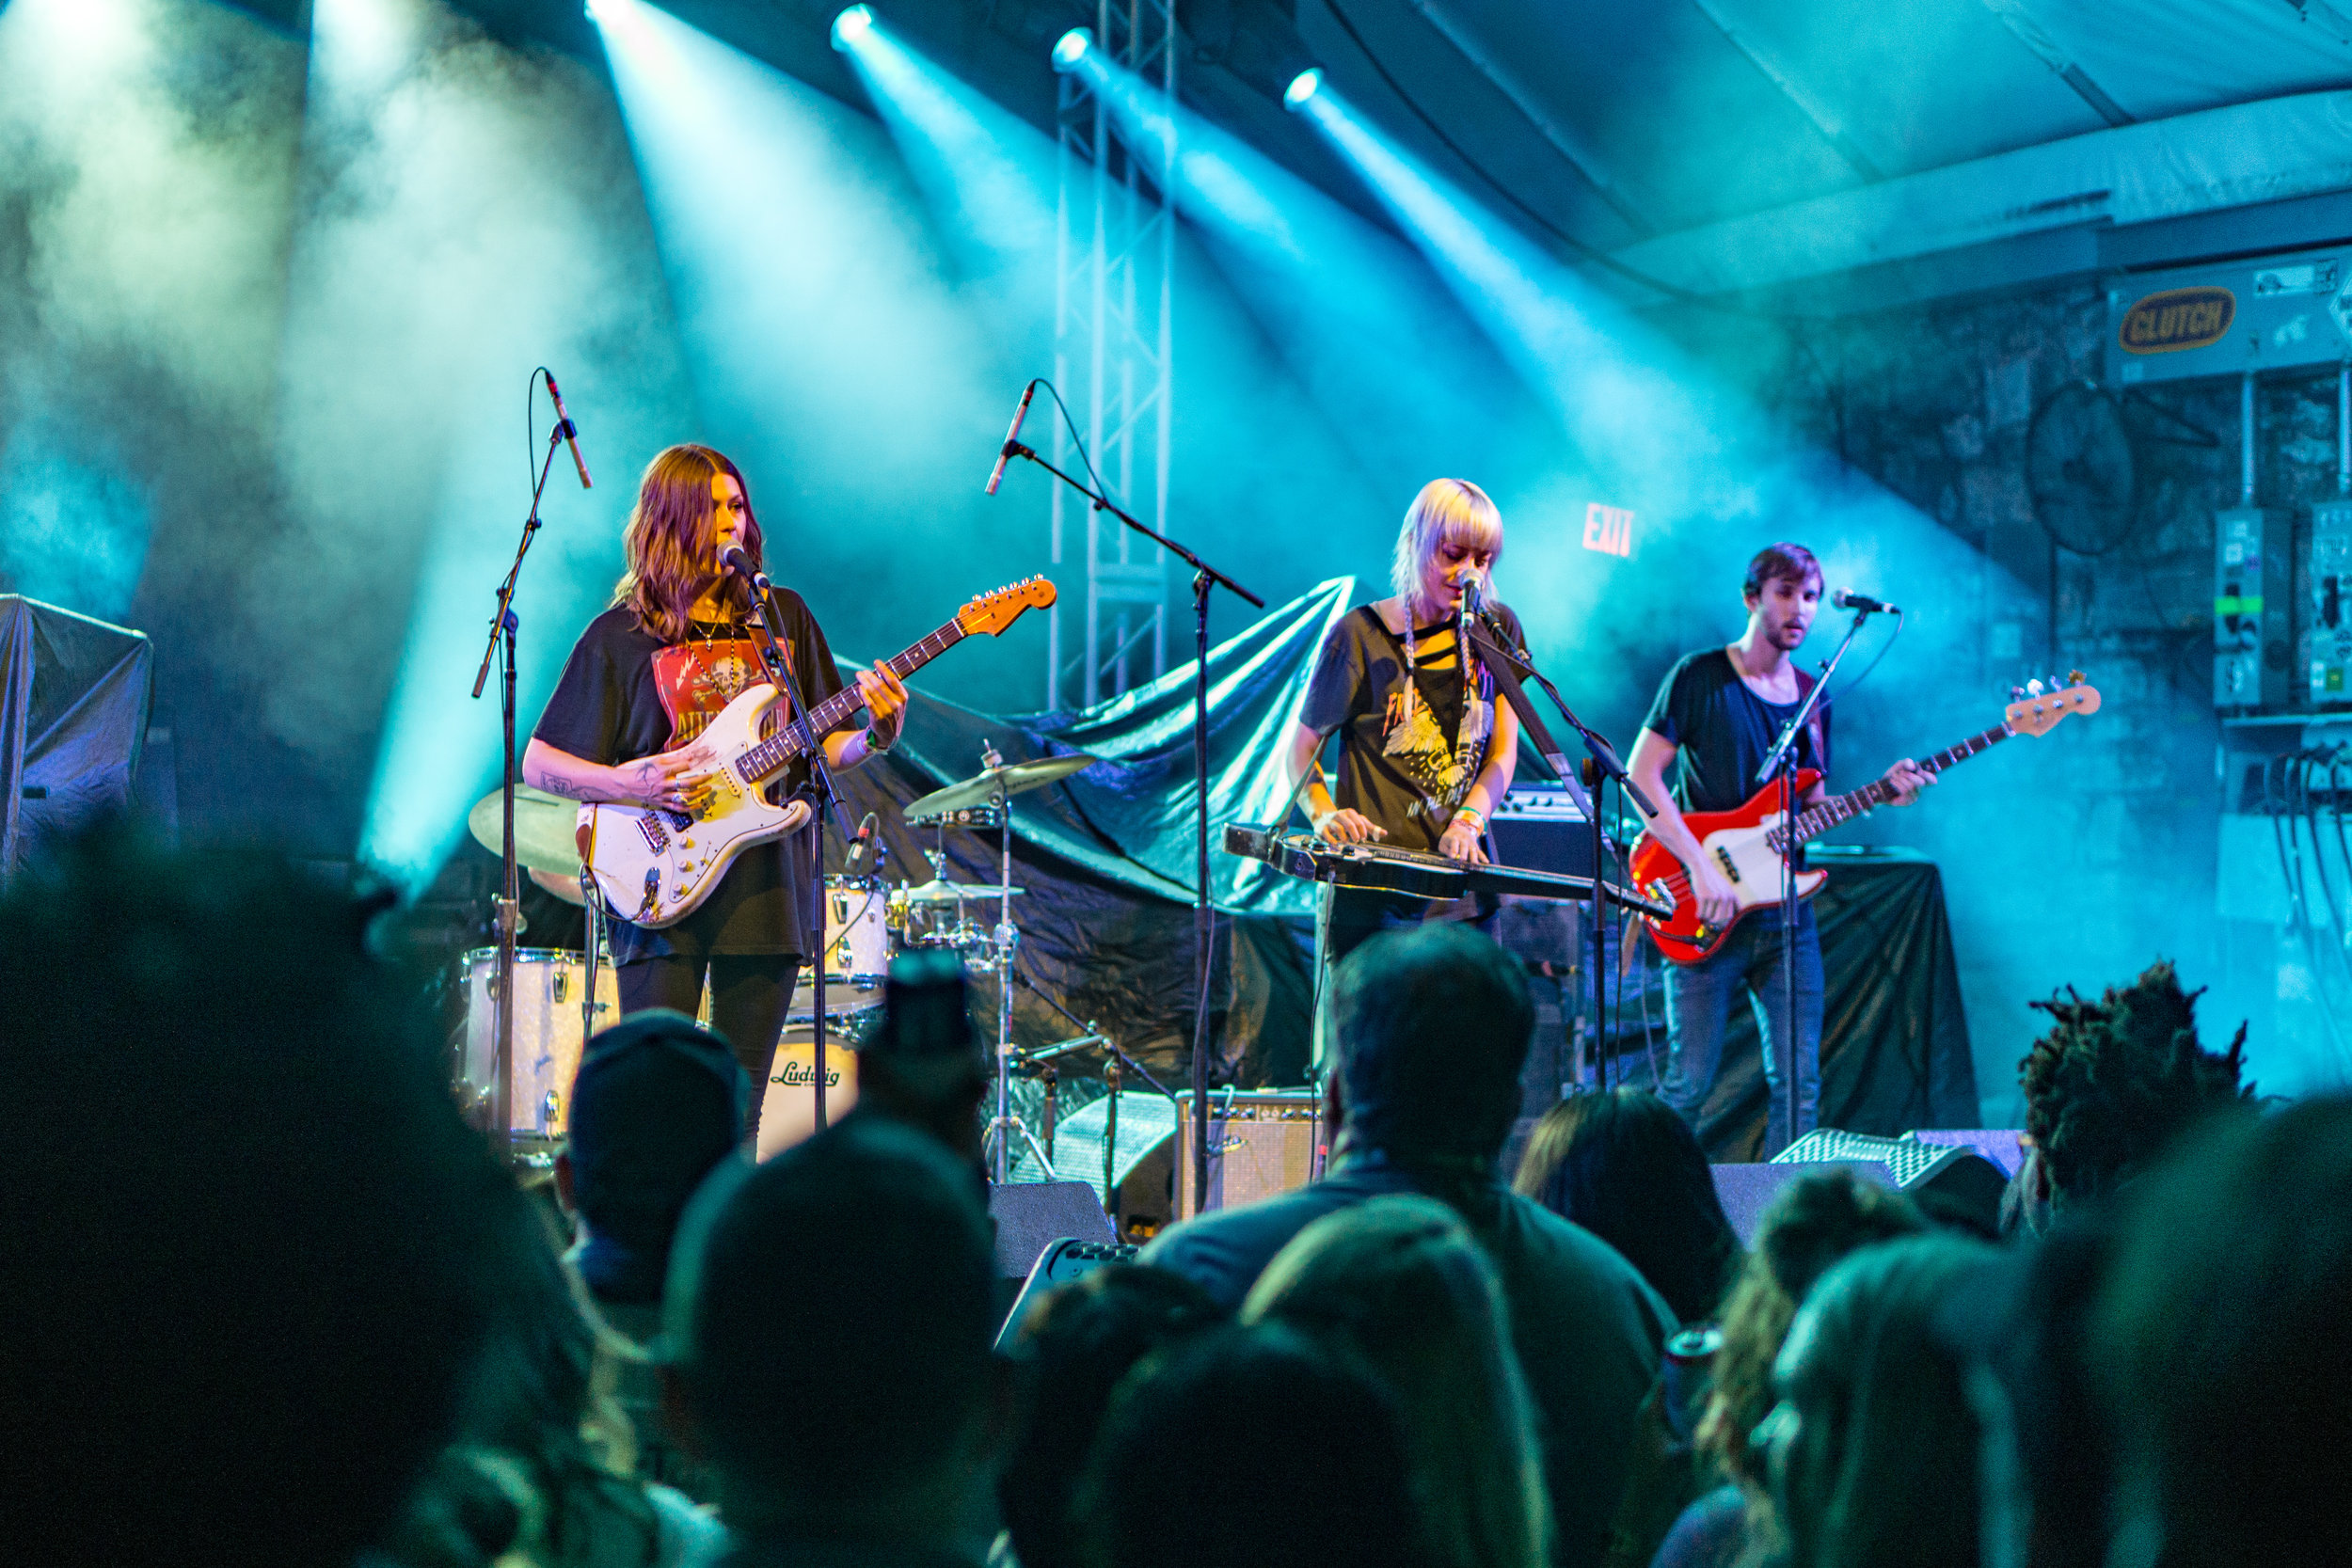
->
xmin=612 ymin=443 xmax=768 ymax=642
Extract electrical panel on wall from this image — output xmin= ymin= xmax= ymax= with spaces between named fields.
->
xmin=2305 ymin=499 xmax=2352 ymax=706
xmin=2217 ymin=507 xmax=2290 ymax=712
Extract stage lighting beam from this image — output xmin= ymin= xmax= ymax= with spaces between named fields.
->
xmin=832 ymin=5 xmax=873 ymax=50
xmin=1052 ymin=27 xmax=1091 ymax=70
xmin=1282 ymin=67 xmax=1321 ymax=109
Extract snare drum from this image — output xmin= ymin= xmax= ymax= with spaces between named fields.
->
xmin=755 ymin=1023 xmax=862 ymax=1161
xmin=798 ymin=876 xmax=889 ymax=1018
xmin=459 ymin=947 xmax=618 ymax=1137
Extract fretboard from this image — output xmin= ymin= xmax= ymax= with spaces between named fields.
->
xmin=738 ymin=615 xmax=965 ymax=784
xmin=1764 ymin=722 xmax=2012 ymax=851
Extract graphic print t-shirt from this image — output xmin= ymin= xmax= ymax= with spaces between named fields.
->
xmin=1299 ymin=602 xmax=1522 ymax=854
xmin=532 ymin=592 xmax=846 ymax=962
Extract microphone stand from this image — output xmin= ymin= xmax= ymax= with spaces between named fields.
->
xmin=1754 ymin=602 xmax=1872 ymax=1154
xmin=995 ymin=436 xmax=1262 ymax=1215
xmin=469 ymin=410 xmax=571 ymax=1146
xmin=730 ymin=558 xmax=850 ymax=1133
xmin=1461 ymin=614 xmax=1659 ymax=1095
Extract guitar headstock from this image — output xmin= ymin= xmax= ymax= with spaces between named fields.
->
xmin=2006 ymin=670 xmax=2102 ymax=736
xmin=958 ymin=577 xmax=1057 ymax=637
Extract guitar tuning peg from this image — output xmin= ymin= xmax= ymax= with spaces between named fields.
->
xmin=2066 ymin=668 xmax=2086 ymax=686
xmin=2009 ymin=686 xmax=2026 ymax=700
xmin=2026 ymin=678 xmax=2045 ymax=696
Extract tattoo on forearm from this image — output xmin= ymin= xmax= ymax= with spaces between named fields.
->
xmin=540 ymin=778 xmax=593 ymax=800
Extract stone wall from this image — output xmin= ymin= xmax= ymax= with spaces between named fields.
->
xmin=1661 ymin=277 xmax=2344 ymax=1116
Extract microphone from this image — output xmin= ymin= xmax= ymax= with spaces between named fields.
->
xmin=541 ymin=370 xmax=594 ymax=490
xmin=1832 ymin=588 xmax=1899 ymax=614
xmin=1458 ymin=567 xmax=1487 ymax=617
xmin=843 ymin=811 xmax=880 ymax=875
xmin=983 ymin=380 xmax=1038 ymax=496
xmin=719 ymin=545 xmax=773 ymax=597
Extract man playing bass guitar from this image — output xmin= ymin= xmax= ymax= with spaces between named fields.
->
xmin=1623 ymin=543 xmax=1931 ymax=1155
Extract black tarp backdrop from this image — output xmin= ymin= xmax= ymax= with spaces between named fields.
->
xmin=1581 ymin=848 xmax=1980 ymax=1161
xmin=0 ymin=597 xmax=151 ymax=883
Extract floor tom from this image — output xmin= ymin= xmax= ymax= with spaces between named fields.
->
xmin=460 ymin=947 xmax=617 ymax=1137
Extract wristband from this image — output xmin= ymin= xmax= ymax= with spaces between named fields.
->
xmin=1451 ymin=806 xmax=1487 ymax=832
xmin=864 ymin=724 xmax=896 ymax=754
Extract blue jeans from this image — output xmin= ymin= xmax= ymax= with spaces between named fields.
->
xmin=1659 ymin=901 xmax=1822 ymax=1155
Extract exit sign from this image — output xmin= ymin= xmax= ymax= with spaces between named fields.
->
xmin=1582 ymin=502 xmax=1634 ymax=558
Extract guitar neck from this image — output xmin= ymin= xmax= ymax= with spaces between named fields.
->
xmin=739 ymin=616 xmax=964 ymax=784
xmin=1771 ymin=721 xmax=2013 ymax=847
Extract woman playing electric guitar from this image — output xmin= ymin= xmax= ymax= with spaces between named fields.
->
xmin=524 ymin=444 xmax=907 ymax=1131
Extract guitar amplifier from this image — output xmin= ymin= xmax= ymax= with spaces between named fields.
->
xmin=1487 ymin=784 xmax=1596 ymax=879
xmin=1173 ymin=1090 xmax=1326 ymax=1218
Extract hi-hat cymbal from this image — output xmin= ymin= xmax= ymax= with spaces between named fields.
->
xmin=904 ymin=752 xmax=1097 ymax=820
xmin=468 ymin=784 xmax=582 ymax=876
xmin=898 ymin=878 xmax=1026 ymax=907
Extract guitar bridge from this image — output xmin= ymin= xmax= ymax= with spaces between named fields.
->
xmin=638 ymin=813 xmax=671 ymax=853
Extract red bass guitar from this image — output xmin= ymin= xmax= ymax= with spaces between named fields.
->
xmin=1630 ymin=677 xmax=2100 ymax=964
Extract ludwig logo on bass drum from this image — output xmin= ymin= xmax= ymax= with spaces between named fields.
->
xmin=774 ymin=1061 xmax=845 ymax=1088
xmin=2119 ymin=286 xmax=2234 ymax=356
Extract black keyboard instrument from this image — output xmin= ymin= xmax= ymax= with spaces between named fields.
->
xmin=1222 ymin=824 xmax=1671 ymax=916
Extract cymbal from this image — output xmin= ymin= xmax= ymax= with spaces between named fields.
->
xmin=897 ymin=879 xmax=1027 ymax=907
xmin=904 ymin=752 xmax=1097 ymax=820
xmin=468 ymin=784 xmax=581 ymax=876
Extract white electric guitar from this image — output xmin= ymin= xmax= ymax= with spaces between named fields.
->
xmin=577 ymin=578 xmax=1056 ymax=927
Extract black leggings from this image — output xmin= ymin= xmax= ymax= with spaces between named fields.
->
xmin=617 ymin=953 xmax=803 ymax=1135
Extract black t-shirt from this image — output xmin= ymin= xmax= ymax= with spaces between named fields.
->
xmin=532 ymin=592 xmax=846 ymax=963
xmin=1300 ymin=602 xmax=1523 ymax=854
xmin=1639 ymin=648 xmax=1830 ymax=816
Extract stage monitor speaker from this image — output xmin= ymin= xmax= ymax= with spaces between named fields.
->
xmin=1710 ymin=1162 xmax=1896 ymax=1248
xmin=1173 ymin=1090 xmax=1325 ymax=1219
xmin=1907 ymin=1128 xmax=2026 ymax=1178
xmin=988 ymin=1180 xmax=1116 ymax=1280
xmin=993 ymin=1236 xmax=1140 ymax=1353
xmin=1770 ymin=1128 xmax=2011 ymax=1235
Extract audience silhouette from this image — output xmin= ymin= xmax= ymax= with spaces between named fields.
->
xmin=1513 ymin=1088 xmax=1742 ymax=1326
xmin=1144 ymin=923 xmax=1673 ymax=1568
xmin=1243 ymin=1195 xmax=1551 ymax=1568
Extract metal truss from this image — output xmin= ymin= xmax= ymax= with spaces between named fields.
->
xmin=1049 ymin=0 xmax=1176 ymax=711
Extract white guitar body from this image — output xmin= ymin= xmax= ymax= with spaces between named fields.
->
xmin=568 ymin=576 xmax=1059 ymax=930
xmin=1696 ymin=822 xmax=1829 ymax=914
xmin=577 ymin=683 xmax=799 ymax=930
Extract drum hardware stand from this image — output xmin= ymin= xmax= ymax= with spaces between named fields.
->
xmin=730 ymin=558 xmax=849 ymax=1132
xmin=1009 ymin=973 xmax=1174 ymax=1220
xmin=979 ymin=739 xmax=1039 ymax=1183
xmin=990 ymin=434 xmax=1263 ymax=1213
xmin=469 ymin=373 xmax=576 ymax=1147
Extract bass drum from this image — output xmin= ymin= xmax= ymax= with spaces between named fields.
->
xmin=755 ymin=1022 xmax=862 ymax=1162
xmin=460 ymin=947 xmax=618 ymax=1138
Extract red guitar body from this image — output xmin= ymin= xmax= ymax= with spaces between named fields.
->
xmin=1629 ymin=769 xmax=1827 ymax=965
xmin=1628 ymin=679 xmax=2102 ymax=965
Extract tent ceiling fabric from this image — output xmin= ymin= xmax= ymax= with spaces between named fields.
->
xmin=1292 ymin=0 xmax=2352 ymax=284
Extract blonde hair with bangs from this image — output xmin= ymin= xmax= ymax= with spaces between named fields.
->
xmin=612 ymin=443 xmax=767 ymax=643
xmin=1391 ymin=478 xmax=1503 ymax=603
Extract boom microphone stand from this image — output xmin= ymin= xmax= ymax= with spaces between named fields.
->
xmin=469 ymin=380 xmax=576 ymax=1142
xmin=726 ymin=555 xmax=850 ymax=1132
xmin=991 ymin=430 xmax=1262 ymax=1214
xmin=1460 ymin=613 xmax=1660 ymax=1095
xmin=1755 ymin=601 xmax=1874 ymax=1154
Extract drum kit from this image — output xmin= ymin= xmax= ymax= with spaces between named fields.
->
xmin=456 ymin=741 xmax=1116 ymax=1176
